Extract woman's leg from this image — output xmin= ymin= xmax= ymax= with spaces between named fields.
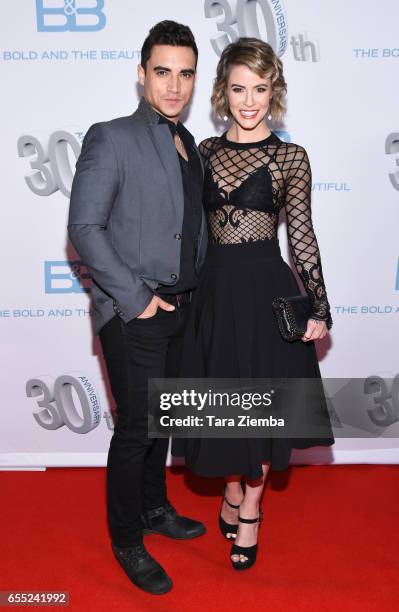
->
xmin=220 ymin=476 xmax=244 ymax=535
xmin=231 ymin=462 xmax=271 ymax=562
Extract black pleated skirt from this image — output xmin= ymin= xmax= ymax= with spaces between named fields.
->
xmin=171 ymin=239 xmax=334 ymax=479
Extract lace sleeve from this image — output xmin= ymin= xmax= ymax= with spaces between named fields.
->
xmin=284 ymin=145 xmax=333 ymax=328
xmin=199 ymin=137 xmax=219 ymax=166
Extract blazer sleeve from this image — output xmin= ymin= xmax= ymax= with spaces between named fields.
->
xmin=68 ymin=123 xmax=153 ymax=323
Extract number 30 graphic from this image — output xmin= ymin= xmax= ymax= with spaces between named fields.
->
xmin=385 ymin=133 xmax=399 ymax=191
xmin=204 ymin=0 xmax=288 ymax=56
xmin=26 ymin=373 xmax=101 ymax=434
xmin=17 ymin=129 xmax=82 ymax=198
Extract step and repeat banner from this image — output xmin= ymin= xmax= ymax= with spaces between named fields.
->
xmin=1 ymin=0 xmax=398 ymax=468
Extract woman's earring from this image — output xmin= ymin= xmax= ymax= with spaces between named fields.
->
xmin=267 ymin=108 xmax=272 ymax=121
xmin=223 ymin=115 xmax=229 ymax=122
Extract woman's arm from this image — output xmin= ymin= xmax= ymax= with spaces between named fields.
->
xmin=284 ymin=144 xmax=333 ymax=330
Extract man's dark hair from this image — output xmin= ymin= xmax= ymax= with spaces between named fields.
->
xmin=141 ymin=20 xmax=198 ymax=70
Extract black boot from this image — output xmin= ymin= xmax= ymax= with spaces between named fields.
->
xmin=142 ymin=502 xmax=206 ymax=539
xmin=112 ymin=543 xmax=172 ymax=594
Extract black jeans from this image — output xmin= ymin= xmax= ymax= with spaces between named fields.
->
xmin=99 ymin=304 xmax=190 ymax=547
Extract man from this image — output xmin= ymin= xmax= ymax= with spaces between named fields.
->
xmin=68 ymin=21 xmax=207 ymax=595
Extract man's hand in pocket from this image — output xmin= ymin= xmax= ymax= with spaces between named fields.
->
xmin=137 ymin=295 xmax=175 ymax=319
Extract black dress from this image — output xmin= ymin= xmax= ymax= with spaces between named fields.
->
xmin=171 ymin=132 xmax=335 ymax=479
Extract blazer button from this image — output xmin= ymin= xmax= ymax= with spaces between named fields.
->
xmin=174 ymin=233 xmax=182 ymax=240
xmin=171 ymin=274 xmax=177 ymax=280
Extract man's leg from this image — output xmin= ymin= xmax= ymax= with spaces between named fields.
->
xmin=100 ymin=314 xmax=173 ymax=547
xmin=140 ymin=304 xmax=205 ymax=540
xmin=142 ymin=304 xmax=189 ymax=511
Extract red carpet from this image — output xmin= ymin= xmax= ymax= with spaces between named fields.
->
xmin=1 ymin=465 xmax=398 ymax=611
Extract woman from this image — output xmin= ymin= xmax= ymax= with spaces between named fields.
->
xmin=172 ymin=38 xmax=334 ymax=570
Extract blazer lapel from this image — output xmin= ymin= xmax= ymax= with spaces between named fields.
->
xmin=147 ymin=124 xmax=184 ymax=220
xmin=132 ymin=97 xmax=203 ymax=231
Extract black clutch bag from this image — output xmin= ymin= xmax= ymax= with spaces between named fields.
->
xmin=271 ymin=295 xmax=312 ymax=342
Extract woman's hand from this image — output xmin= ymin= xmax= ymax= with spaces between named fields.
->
xmin=301 ymin=319 xmax=328 ymax=342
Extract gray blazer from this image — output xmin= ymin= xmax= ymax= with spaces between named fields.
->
xmin=68 ymin=97 xmax=208 ymax=334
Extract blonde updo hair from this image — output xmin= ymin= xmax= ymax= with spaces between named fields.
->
xmin=211 ymin=38 xmax=287 ymax=123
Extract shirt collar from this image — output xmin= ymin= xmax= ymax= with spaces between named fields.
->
xmin=153 ymin=109 xmax=181 ymax=136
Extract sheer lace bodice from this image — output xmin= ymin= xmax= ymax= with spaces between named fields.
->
xmin=199 ymin=132 xmax=332 ymax=325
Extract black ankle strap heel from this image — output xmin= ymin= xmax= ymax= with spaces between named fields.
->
xmin=230 ymin=512 xmax=263 ymax=570
xmin=218 ymin=487 xmax=242 ymax=540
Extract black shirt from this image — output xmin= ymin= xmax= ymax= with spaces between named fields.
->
xmin=155 ymin=113 xmax=203 ymax=295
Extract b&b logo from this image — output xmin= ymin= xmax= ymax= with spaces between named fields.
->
xmin=36 ymin=0 xmax=106 ymax=32
xmin=44 ymin=260 xmax=91 ymax=293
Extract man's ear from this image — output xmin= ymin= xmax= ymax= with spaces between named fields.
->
xmin=137 ymin=64 xmax=145 ymax=86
